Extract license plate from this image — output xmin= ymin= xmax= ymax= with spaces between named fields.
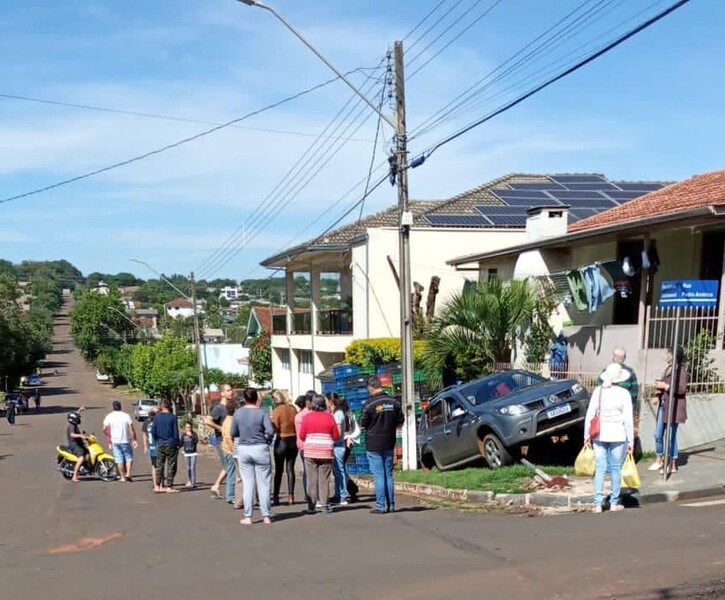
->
xmin=546 ymin=404 xmax=572 ymax=419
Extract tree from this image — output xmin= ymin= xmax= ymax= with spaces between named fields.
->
xmin=249 ymin=331 xmax=272 ymax=385
xmin=95 ymin=347 xmax=127 ymax=387
xmin=144 ymin=336 xmax=197 ymax=401
xmin=69 ymin=287 xmax=136 ymax=362
xmin=524 ymin=298 xmax=555 ymax=366
xmin=421 ymin=278 xmax=537 ymax=390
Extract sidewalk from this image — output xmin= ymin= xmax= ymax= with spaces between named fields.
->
xmin=354 ymin=439 xmax=725 ymax=511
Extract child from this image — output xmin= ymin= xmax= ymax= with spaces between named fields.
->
xmin=181 ymin=422 xmax=198 ymax=489
xmin=142 ymin=410 xmax=159 ymax=492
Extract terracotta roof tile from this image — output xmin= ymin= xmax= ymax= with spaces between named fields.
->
xmin=569 ymin=170 xmax=725 ymax=232
xmin=166 ymin=298 xmax=193 ymax=308
xmin=252 ymin=306 xmax=287 ymax=333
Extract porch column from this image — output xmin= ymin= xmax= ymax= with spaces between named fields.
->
xmin=638 ymin=233 xmax=651 ymax=349
xmin=289 ymin=348 xmax=299 ymax=399
xmin=310 ymin=267 xmax=321 ymax=336
xmin=340 ymin=269 xmax=353 ymax=304
xmin=717 ymin=243 xmax=725 ymax=349
xmin=285 ymin=270 xmax=295 ymax=336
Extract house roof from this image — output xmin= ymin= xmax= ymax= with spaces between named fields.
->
xmin=251 ymin=306 xmax=287 ymax=334
xmin=134 ymin=308 xmax=158 ymax=317
xmin=204 ymin=328 xmax=224 ymax=338
xmin=260 ymin=172 xmax=667 ymax=268
xmin=166 ymin=298 xmax=193 ymax=308
xmin=569 ymin=169 xmax=725 ymax=232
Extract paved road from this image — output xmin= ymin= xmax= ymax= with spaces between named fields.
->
xmin=1 ymin=303 xmax=724 ymax=600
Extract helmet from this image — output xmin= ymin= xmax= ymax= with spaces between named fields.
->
xmin=67 ymin=412 xmax=81 ymax=425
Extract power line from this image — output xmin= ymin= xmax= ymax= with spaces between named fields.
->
xmin=197 ymin=70 xmax=389 ymax=279
xmin=196 ymin=68 xmax=386 ymax=277
xmin=413 ymin=0 xmax=691 ymax=164
xmin=403 ymin=0 xmax=449 ymax=42
xmin=406 ymin=0 xmax=467 ymax=53
xmin=0 ymin=67 xmax=373 ymax=206
xmin=0 ymin=92 xmax=374 ymax=142
xmin=407 ymin=0 xmax=505 ymax=75
xmin=410 ymin=0 xmax=613 ymax=139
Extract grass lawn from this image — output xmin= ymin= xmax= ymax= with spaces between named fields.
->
xmin=394 ymin=465 xmax=574 ymax=495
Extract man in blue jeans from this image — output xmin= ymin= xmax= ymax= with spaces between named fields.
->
xmin=360 ymin=376 xmax=403 ymax=514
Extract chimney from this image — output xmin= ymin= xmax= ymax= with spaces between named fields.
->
xmin=525 ymin=205 xmax=569 ymax=242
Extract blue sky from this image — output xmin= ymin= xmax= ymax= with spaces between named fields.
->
xmin=1 ymin=0 xmax=723 ymax=281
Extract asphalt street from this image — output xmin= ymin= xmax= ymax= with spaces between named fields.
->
xmin=1 ymin=304 xmax=724 ymax=600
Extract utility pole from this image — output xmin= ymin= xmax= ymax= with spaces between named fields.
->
xmin=190 ymin=272 xmax=207 ymax=415
xmin=394 ymin=41 xmax=417 ymax=471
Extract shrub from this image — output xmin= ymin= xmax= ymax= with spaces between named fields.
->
xmin=344 ymin=337 xmax=427 ymax=367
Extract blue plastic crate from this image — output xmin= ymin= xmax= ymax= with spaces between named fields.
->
xmin=321 ymin=381 xmax=336 ymax=395
xmin=333 ymin=364 xmax=358 ymax=380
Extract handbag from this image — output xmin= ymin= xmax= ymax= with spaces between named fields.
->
xmin=589 ymin=389 xmax=602 ymax=440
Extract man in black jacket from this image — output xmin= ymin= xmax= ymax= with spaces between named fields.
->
xmin=360 ymin=376 xmax=403 ymax=514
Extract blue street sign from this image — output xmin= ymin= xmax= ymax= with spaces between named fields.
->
xmin=659 ymin=280 xmax=719 ymax=308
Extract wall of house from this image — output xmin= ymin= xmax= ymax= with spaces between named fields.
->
xmin=351 ymin=227 xmax=528 ymax=339
xmin=648 ymin=228 xmax=702 ymax=304
xmin=202 ymin=344 xmax=249 ymax=377
xmin=562 ymin=324 xmax=640 ymax=374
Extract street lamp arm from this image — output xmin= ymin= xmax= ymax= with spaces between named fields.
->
xmin=106 ymin=305 xmax=144 ymax=332
xmin=235 ymin=0 xmax=397 ymax=131
xmin=130 ymin=258 xmax=191 ymax=301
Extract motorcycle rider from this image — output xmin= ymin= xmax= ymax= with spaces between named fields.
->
xmin=67 ymin=407 xmax=89 ymax=482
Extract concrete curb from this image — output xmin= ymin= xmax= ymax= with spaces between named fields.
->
xmin=352 ymin=477 xmax=725 ymax=511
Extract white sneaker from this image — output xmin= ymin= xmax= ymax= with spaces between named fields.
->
xmin=315 ymin=501 xmax=321 ymax=508
xmin=609 ymin=504 xmax=624 ymax=512
xmin=648 ymin=462 xmax=663 ymax=471
xmin=339 ymin=500 xmax=349 ymax=506
xmin=592 ymin=505 xmax=602 ymax=513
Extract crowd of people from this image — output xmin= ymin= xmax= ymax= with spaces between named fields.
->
xmin=585 ymin=345 xmax=688 ymax=512
xmin=67 ymin=375 xmax=404 ymax=524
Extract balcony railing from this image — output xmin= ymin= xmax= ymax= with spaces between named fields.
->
xmin=271 ymin=314 xmax=287 ymax=335
xmin=292 ymin=311 xmax=312 ymax=335
xmin=317 ymin=308 xmax=353 ymax=335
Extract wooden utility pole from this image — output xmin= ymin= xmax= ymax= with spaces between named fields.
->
xmin=394 ymin=41 xmax=417 ymax=471
xmin=190 ymin=272 xmax=207 ymax=415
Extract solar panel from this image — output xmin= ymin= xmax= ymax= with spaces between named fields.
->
xmin=498 ymin=197 xmax=565 ymax=207
xmin=566 ymin=198 xmax=618 ymax=209
xmin=550 ymin=175 xmax=606 ymax=185
xmin=569 ymin=208 xmax=601 ymax=220
xmin=603 ymin=190 xmax=643 ymax=203
xmin=567 ymin=213 xmax=581 ymax=223
xmin=425 ymin=214 xmax=492 ymax=227
xmin=487 ymin=214 xmax=528 ymax=227
xmin=491 ymin=189 xmax=551 ymax=200
xmin=561 ymin=182 xmax=620 ymax=191
xmin=507 ymin=182 xmax=565 ymax=191
xmin=613 ymin=182 xmax=665 ymax=192
xmin=474 ymin=205 xmax=529 ymax=216
xmin=548 ymin=190 xmax=608 ymax=201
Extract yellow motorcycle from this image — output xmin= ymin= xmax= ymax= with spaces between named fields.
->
xmin=56 ymin=433 xmax=118 ymax=481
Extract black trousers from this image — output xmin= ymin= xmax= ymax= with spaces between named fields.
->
xmin=273 ymin=437 xmax=298 ymax=501
xmin=156 ymin=444 xmax=178 ymax=487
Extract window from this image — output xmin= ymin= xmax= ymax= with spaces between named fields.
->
xmin=461 ymin=370 xmax=545 ymax=405
xmin=487 ymin=268 xmax=498 ymax=282
xmin=299 ymin=351 xmax=313 ymax=375
xmin=427 ymin=400 xmax=444 ymax=427
xmin=279 ymin=349 xmax=290 ymax=371
xmin=443 ymin=396 xmax=467 ymax=421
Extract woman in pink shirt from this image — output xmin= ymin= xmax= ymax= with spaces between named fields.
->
xmin=298 ymin=394 xmax=339 ymax=514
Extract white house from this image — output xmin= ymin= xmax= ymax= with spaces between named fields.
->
xmin=218 ymin=286 xmax=240 ymax=301
xmin=447 ymin=169 xmax=725 ymax=452
xmin=260 ymin=173 xmax=655 ymax=398
xmin=165 ymin=298 xmax=196 ymax=319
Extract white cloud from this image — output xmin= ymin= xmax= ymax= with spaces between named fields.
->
xmin=0 ymin=231 xmax=31 ymax=243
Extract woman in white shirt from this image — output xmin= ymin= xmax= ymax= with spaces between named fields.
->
xmin=584 ymin=363 xmax=634 ymax=513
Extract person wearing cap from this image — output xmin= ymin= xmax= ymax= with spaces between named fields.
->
xmin=103 ymin=400 xmax=138 ymax=482
xmin=584 ymin=363 xmax=634 ymax=513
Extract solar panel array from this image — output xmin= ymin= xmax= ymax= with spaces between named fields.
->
xmin=423 ymin=175 xmax=668 ymax=228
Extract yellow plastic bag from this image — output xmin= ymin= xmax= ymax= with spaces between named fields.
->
xmin=621 ymin=454 xmax=641 ymax=489
xmin=574 ymin=444 xmax=595 ymax=477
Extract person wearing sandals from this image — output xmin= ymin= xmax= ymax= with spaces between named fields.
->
xmin=649 ymin=346 xmax=688 ymax=475
xmin=231 ymin=388 xmax=274 ymax=525
xmin=584 ymin=363 xmax=634 ymax=513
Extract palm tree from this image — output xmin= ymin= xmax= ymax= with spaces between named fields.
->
xmin=421 ymin=278 xmax=536 ymax=390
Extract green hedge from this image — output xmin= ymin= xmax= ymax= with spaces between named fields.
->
xmin=344 ymin=337 xmax=427 ymax=368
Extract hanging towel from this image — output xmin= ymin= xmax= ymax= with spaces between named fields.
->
xmin=602 ymin=260 xmax=632 ymax=299
xmin=582 ymin=264 xmax=615 ymax=313
xmin=641 ymin=250 xmax=651 ymax=270
xmin=648 ymin=241 xmax=661 ymax=273
xmin=566 ymin=269 xmax=589 ymax=311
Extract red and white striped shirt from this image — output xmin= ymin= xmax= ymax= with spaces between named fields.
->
xmin=298 ymin=411 xmax=339 ymax=459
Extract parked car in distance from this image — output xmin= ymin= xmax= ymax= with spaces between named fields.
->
xmin=95 ymin=371 xmax=110 ymax=383
xmin=134 ymin=398 xmax=159 ymax=421
xmin=4 ymin=392 xmax=29 ymax=414
xmin=417 ymin=370 xmax=590 ymax=470
xmin=28 ymin=374 xmax=42 ymax=387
